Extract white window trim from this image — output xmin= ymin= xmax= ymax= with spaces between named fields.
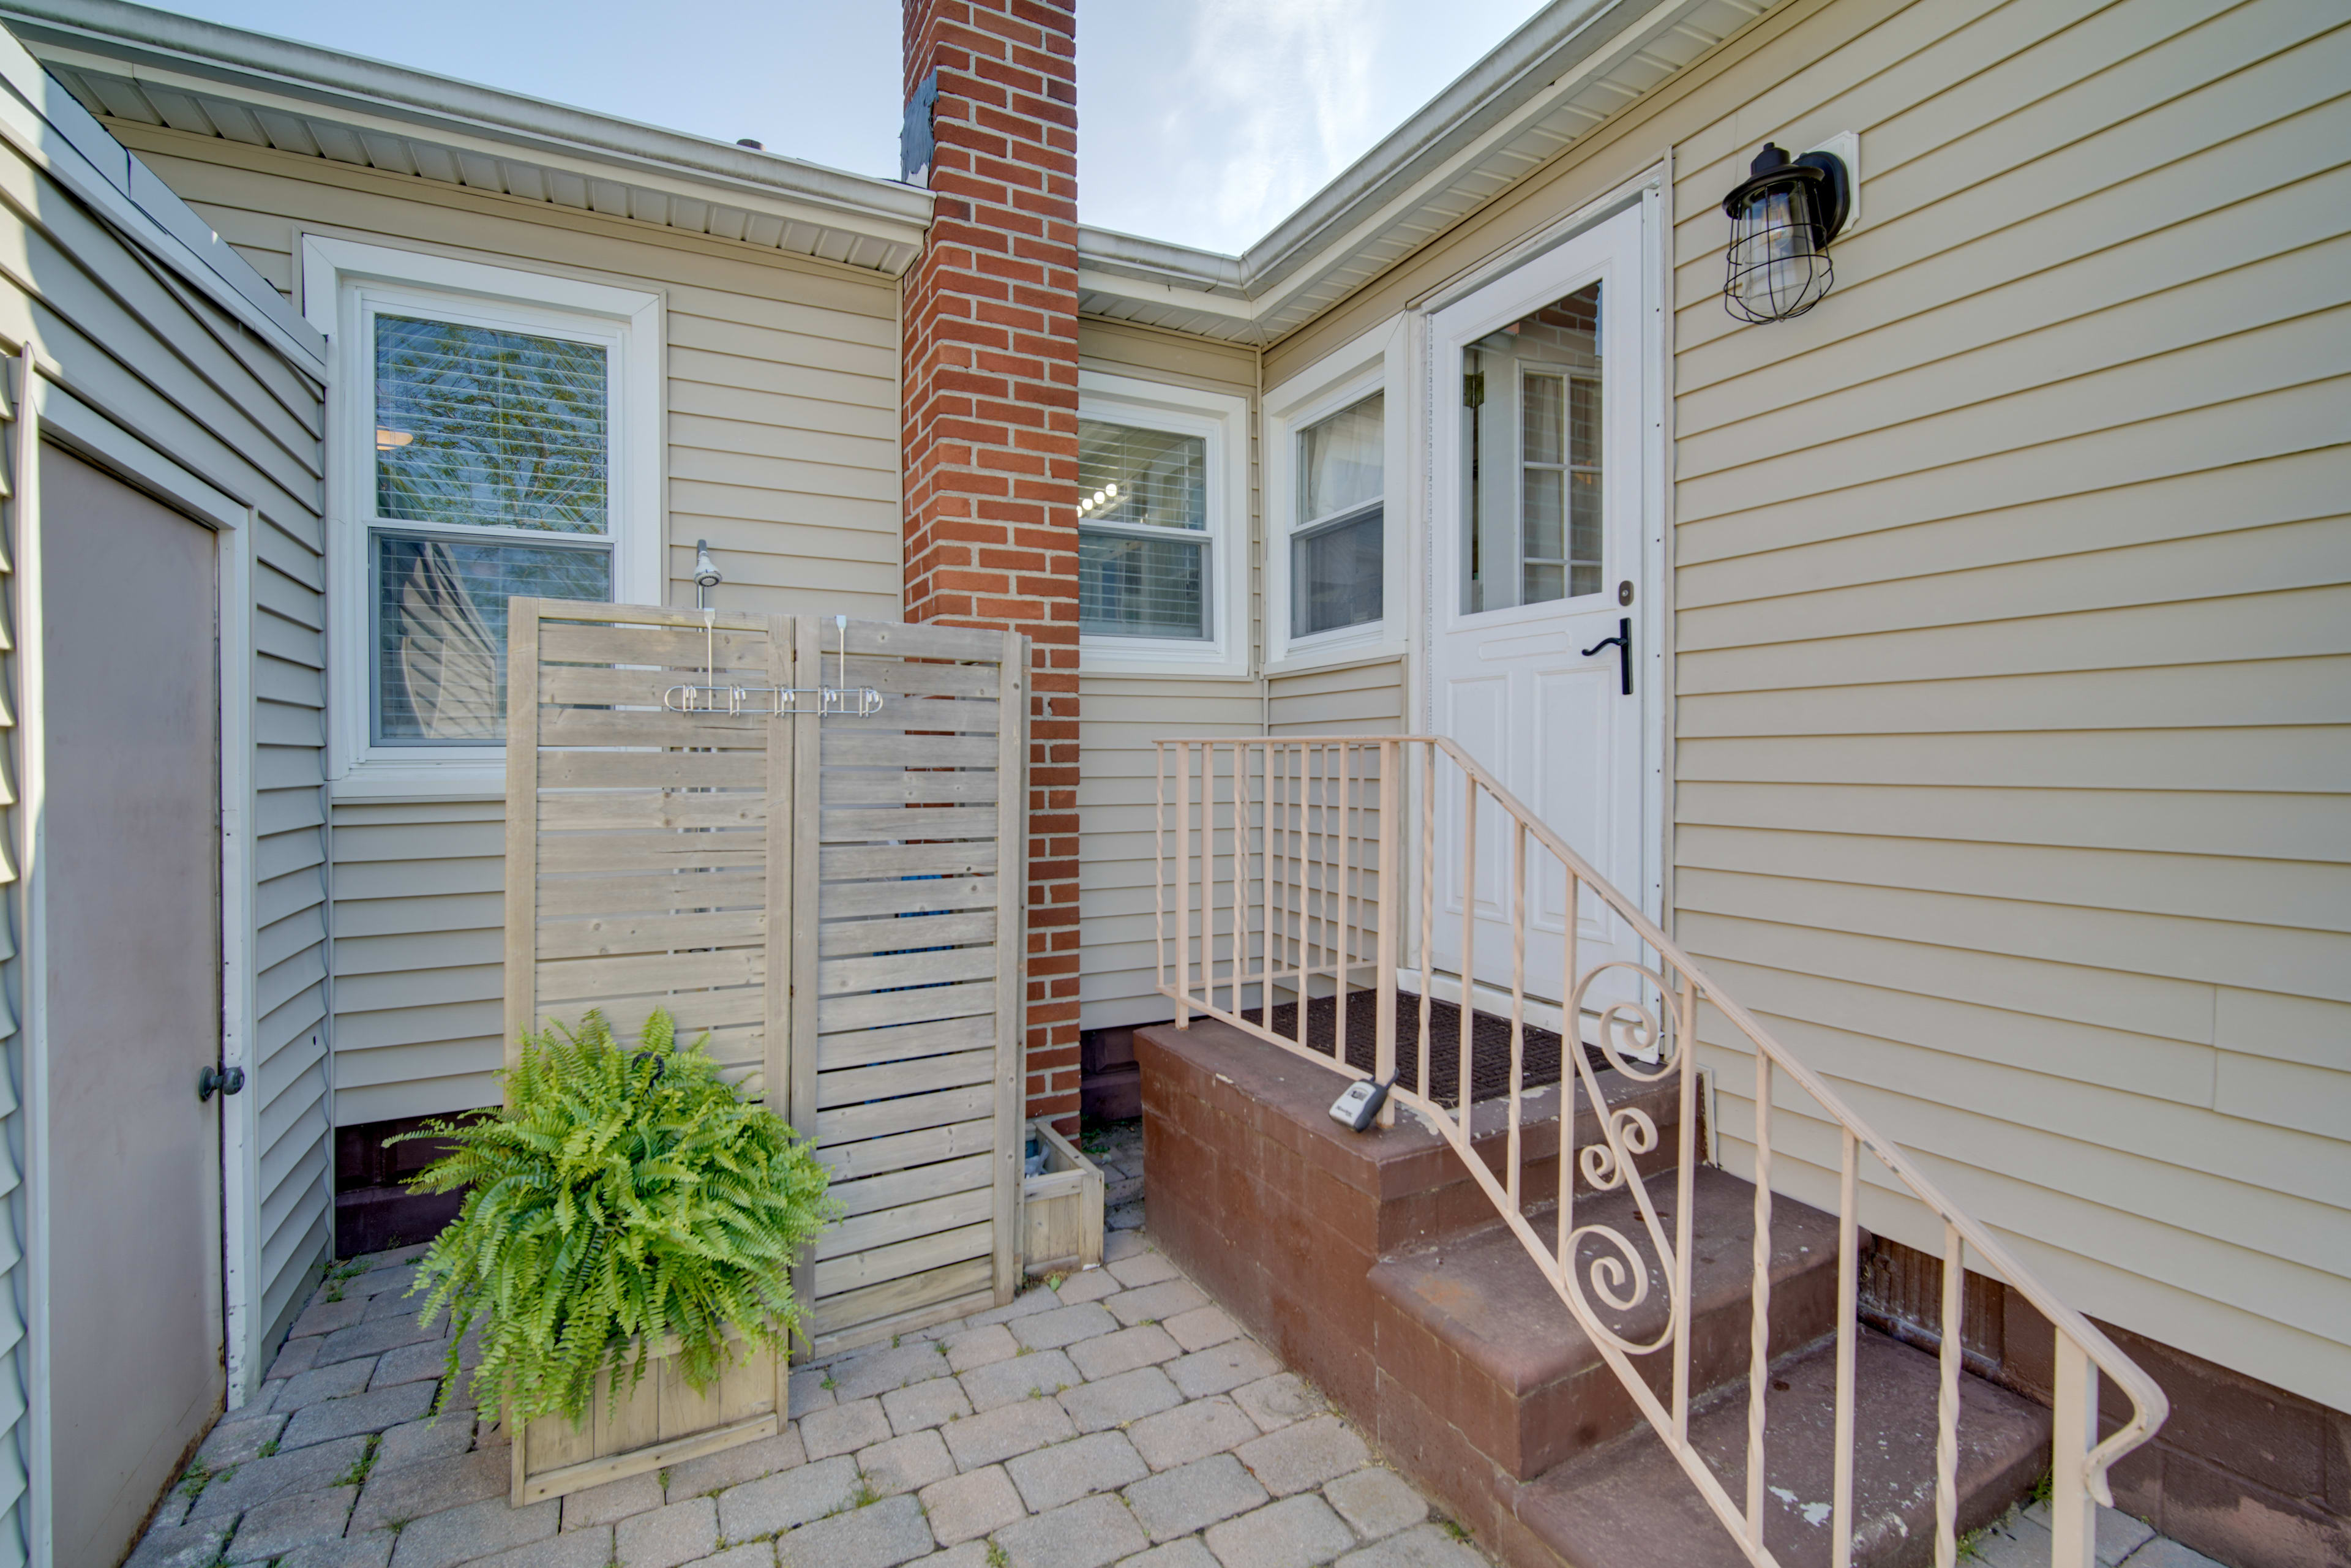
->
xmin=1263 ymin=318 xmax=1409 ymax=673
xmin=1077 ymin=369 xmax=1251 ymax=680
xmin=302 ymin=237 xmax=662 ymax=798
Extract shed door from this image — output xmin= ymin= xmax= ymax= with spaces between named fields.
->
xmin=40 ymin=447 xmax=225 ymax=1568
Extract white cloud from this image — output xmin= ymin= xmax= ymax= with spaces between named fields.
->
xmin=1080 ymin=0 xmax=1551 ymax=253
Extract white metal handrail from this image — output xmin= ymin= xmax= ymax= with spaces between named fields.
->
xmin=1153 ymin=735 xmax=2165 ymax=1568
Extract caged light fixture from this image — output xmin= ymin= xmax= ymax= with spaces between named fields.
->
xmin=1722 ymin=140 xmax=1852 ymax=323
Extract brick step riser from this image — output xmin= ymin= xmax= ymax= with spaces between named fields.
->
xmin=1369 ymin=1179 xmax=1844 ymax=1482
xmin=1372 ymin=1070 xmax=1690 ymax=1255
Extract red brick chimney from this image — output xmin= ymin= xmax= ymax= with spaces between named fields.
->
xmin=901 ymin=0 xmax=1081 ymax=1130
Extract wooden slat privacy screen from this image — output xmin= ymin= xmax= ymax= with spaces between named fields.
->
xmin=506 ymin=601 xmax=1027 ymax=1352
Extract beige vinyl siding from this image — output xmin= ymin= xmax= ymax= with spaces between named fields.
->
xmin=0 ymin=122 xmax=332 ymax=1408
xmin=1076 ymin=321 xmax=1261 ymax=1029
xmin=1256 ymin=0 xmax=2351 ymax=1409
xmin=1267 ymin=656 xmax=1406 ymax=736
xmin=91 ymin=121 xmax=906 ymax=1125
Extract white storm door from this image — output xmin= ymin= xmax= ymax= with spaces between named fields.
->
xmin=1427 ymin=203 xmax=1651 ymax=1016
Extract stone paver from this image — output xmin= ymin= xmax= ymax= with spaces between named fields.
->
xmin=198 ymin=1411 xmax=288 ymax=1467
xmin=940 ymin=1397 xmax=1078 ymax=1469
xmin=1322 ymin=1471 xmax=1425 ymax=1542
xmin=1163 ymin=1308 xmax=1241 ymax=1353
xmin=882 ymin=1375 xmax=972 ymax=1435
xmin=714 ymin=1455 xmax=860 ymax=1541
xmin=282 ymin=1381 xmax=441 ymax=1450
xmin=1129 ymin=1397 xmax=1262 ymax=1471
xmin=774 ymin=1495 xmax=933 ymax=1568
xmin=1108 ymin=1282 xmax=1209 ymax=1328
xmin=666 ymin=1428 xmax=805 ymax=1498
xmin=917 ymin=1465 xmax=1026 ymax=1546
xmin=1237 ymin=1417 xmax=1370 ymax=1498
xmin=379 ymin=1414 xmax=476 ymax=1472
xmin=1070 ymin=1324 xmax=1180 ymax=1381
xmin=831 ymin=1343 xmax=959 ymax=1402
xmin=1060 ymin=1367 xmax=1183 ymax=1433
xmin=1005 ymin=1431 xmax=1147 ymax=1513
xmin=187 ymin=1435 xmax=373 ymax=1521
xmin=277 ymin=1532 xmax=396 ymax=1568
xmin=1169 ymin=1343 xmax=1283 ymax=1400
xmin=1125 ymin=1454 xmax=1269 ymax=1543
xmin=1051 ymin=1269 xmax=1122 ymax=1305
xmin=279 ymin=1359 xmax=380 ymax=1409
xmin=351 ymin=1447 xmax=511 ymax=1533
xmin=452 ymin=1529 xmax=613 ymax=1568
xmin=560 ymin=1471 xmax=663 ymax=1529
xmin=858 ymin=1428 xmax=956 ymax=1495
xmin=680 ymin=1545 xmax=774 ymax=1568
xmin=271 ymin=1334 xmax=327 ymax=1381
xmin=1333 ymin=1523 xmax=1488 ymax=1568
xmin=1202 ymin=1495 xmax=1353 ymax=1568
xmin=800 ymin=1395 xmax=891 ymax=1460
xmin=389 ymin=1497 xmax=558 ymax=1568
xmin=1232 ymin=1376 xmax=1323 ymax=1434
xmin=126 ymin=1519 xmax=234 ymax=1568
xmin=994 ymin=1492 xmax=1148 ymax=1568
xmin=943 ymin=1323 xmax=1019 ymax=1373
xmin=1014 ymin=1302 xmax=1121 ymax=1351
xmin=225 ymin=1485 xmax=357 ymax=1562
xmin=313 ymin=1316 xmax=447 ymax=1370
xmin=1106 ymin=1251 xmax=1181 ymax=1289
xmin=615 ymin=1498 xmax=719 ymax=1568
xmin=962 ymin=1349 xmax=1081 ymax=1412
xmin=1120 ymin=1542 xmax=1220 ymax=1568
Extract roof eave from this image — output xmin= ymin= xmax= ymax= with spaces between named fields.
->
xmin=1 ymin=0 xmax=933 ymax=268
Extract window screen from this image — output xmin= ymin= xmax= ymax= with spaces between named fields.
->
xmin=369 ymin=311 xmax=613 ymax=745
xmin=1078 ymin=418 xmax=1209 ymax=639
xmin=1292 ymin=393 xmax=1383 ymax=637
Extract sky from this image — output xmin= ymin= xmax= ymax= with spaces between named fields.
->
xmin=157 ymin=0 xmax=1553 ymax=255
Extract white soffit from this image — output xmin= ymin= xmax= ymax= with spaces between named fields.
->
xmin=1076 ymin=0 xmax=1778 ymax=344
xmin=2 ymin=1 xmax=932 ymax=276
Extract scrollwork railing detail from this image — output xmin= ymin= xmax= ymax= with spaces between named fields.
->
xmin=1152 ymin=734 xmax=2168 ymax=1568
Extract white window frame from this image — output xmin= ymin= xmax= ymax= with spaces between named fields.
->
xmin=302 ymin=236 xmax=662 ymax=798
xmin=1264 ymin=318 xmax=1409 ymax=671
xmin=1076 ymin=369 xmax=1250 ymax=679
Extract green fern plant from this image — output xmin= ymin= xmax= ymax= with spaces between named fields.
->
xmin=397 ymin=1008 xmax=835 ymax=1428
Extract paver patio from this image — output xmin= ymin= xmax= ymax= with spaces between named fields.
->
xmin=131 ymin=1120 xmax=2221 ymax=1568
xmin=130 ymin=1124 xmax=1493 ymax=1568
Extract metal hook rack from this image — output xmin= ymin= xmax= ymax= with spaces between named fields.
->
xmin=663 ymin=612 xmax=885 ymax=718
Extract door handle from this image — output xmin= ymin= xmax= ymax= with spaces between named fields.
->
xmin=1581 ymin=617 xmax=1633 ymax=696
xmin=198 ymin=1064 xmax=246 ymax=1102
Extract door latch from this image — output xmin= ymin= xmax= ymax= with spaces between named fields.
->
xmin=199 ymin=1064 xmax=246 ymax=1102
xmin=1581 ymin=616 xmax=1633 ymax=696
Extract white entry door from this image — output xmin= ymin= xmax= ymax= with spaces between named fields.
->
xmin=1427 ymin=202 xmax=1655 ymax=1016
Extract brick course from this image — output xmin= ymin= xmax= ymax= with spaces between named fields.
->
xmin=902 ymin=0 xmax=1082 ymax=1129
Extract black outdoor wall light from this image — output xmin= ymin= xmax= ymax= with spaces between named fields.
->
xmin=1722 ymin=141 xmax=1851 ymax=323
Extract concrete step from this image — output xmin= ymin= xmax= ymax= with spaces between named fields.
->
xmin=1368 ymin=1166 xmax=1843 ymax=1481
xmin=1515 ymin=1327 xmax=2053 ymax=1568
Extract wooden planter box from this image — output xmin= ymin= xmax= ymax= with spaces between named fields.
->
xmin=1023 ymin=1119 xmax=1105 ymax=1275
xmin=509 ymin=1331 xmax=786 ymax=1505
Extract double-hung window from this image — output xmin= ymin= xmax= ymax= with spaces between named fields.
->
xmin=1075 ymin=371 xmax=1249 ymax=677
xmin=307 ymin=238 xmax=661 ymax=793
xmin=1078 ymin=419 xmax=1208 ymax=639
xmin=1265 ymin=320 xmax=1404 ymax=667
xmin=1291 ymin=392 xmax=1384 ymax=638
